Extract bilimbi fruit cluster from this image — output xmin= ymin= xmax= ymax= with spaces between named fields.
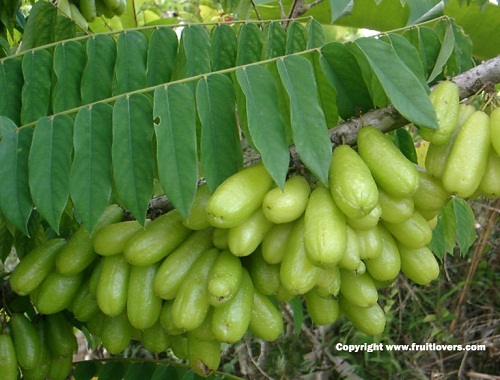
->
xmin=2 ymin=81 xmax=499 ymax=378
xmin=57 ymin=0 xmax=127 ymax=30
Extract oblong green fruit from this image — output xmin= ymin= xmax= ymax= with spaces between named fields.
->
xmin=261 ymin=221 xmax=294 ymax=264
xmin=170 ymin=334 xmax=189 ymax=360
xmin=364 ymin=225 xmax=401 ymax=282
xmin=262 ymin=175 xmax=311 ymax=224
xmin=304 ymin=288 xmax=339 ymax=326
xmin=55 ymin=227 xmax=96 ymax=276
xmin=101 ymin=312 xmax=133 ymax=354
xmin=337 ymin=226 xmax=361 ymax=272
xmin=339 ymin=269 xmax=378 ymax=307
xmin=357 ymin=126 xmax=419 ymax=198
xmin=339 ymin=296 xmax=386 ymax=336
xmin=207 ymin=250 xmax=243 ymax=307
xmin=102 ymin=0 xmax=120 ymax=9
xmin=88 ymin=258 xmax=104 ymax=296
xmin=9 ymin=239 xmax=67 ymax=296
xmin=212 ymin=227 xmax=229 ymax=250
xmin=182 ymin=183 xmax=212 ymax=230
xmin=171 ymin=248 xmax=219 ymax=331
xmin=96 ymin=253 xmax=131 ymax=316
xmin=211 ymin=269 xmax=254 ymax=344
xmin=491 ymin=107 xmax=500 ymax=156
xmin=140 ymin=320 xmax=171 ymax=354
xmin=154 ymin=228 xmax=214 ymax=300
xmin=47 ymin=355 xmax=73 ymax=380
xmin=227 ymin=208 xmax=273 ymax=257
xmin=383 ymin=211 xmax=433 ymax=249
xmin=79 ymin=0 xmax=97 ymax=22
xmin=92 ymin=220 xmax=144 ymax=256
xmin=71 ymin=279 xmax=100 ymax=322
xmin=35 ymin=271 xmax=83 ymax=314
xmin=304 ymin=186 xmax=346 ymax=267
xmin=91 ymin=204 xmax=125 ymax=236
xmin=346 ymin=204 xmax=381 ymax=230
xmin=378 ymin=188 xmax=414 ymax=224
xmin=205 ymin=164 xmax=274 ymax=228
xmin=0 ymin=334 xmax=18 ymax=380
xmin=329 ymin=145 xmax=379 ymax=219
xmin=419 ymin=81 xmax=459 ymax=145
xmin=280 ymin=217 xmax=321 ymax=295
xmin=478 ymin=148 xmax=500 ymax=199
xmin=85 ymin=311 xmax=105 ymax=338
xmin=124 ymin=210 xmax=191 ymax=266
xmin=9 ymin=314 xmax=41 ymax=369
xmin=442 ymin=110 xmax=491 ymax=197
xmin=189 ymin=309 xmax=217 ymax=341
xmin=398 ymin=245 xmax=439 ymax=285
xmin=187 ymin=334 xmax=221 ymax=377
xmin=314 ymin=265 xmax=341 ymax=298
xmin=69 ymin=3 xmax=88 ymax=30
xmin=355 ymin=226 xmax=382 ymax=260
xmin=112 ymin=0 xmax=126 ymax=15
xmin=43 ymin=313 xmax=78 ymax=358
xmin=413 ymin=166 xmax=450 ymax=212
xmin=21 ymin=320 xmax=51 ymax=380
xmin=249 ymin=289 xmax=283 ymax=341
xmin=159 ymin=300 xmax=183 ymax=336
xmin=127 ymin=263 xmax=162 ymax=330
xmin=247 ymin=246 xmax=281 ymax=296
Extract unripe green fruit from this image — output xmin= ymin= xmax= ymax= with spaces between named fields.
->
xmin=205 ymin=164 xmax=274 ymax=228
xmin=159 ymin=300 xmax=183 ymax=336
xmin=329 ymin=145 xmax=379 ymax=219
xmin=207 ymin=250 xmax=243 ymax=306
xmin=93 ymin=220 xmax=144 ymax=256
xmin=79 ymin=0 xmax=97 ymax=22
xmin=85 ymin=311 xmax=106 ymax=338
xmin=261 ymin=221 xmax=294 ymax=264
xmin=383 ymin=211 xmax=433 ymax=249
xmin=35 ymin=271 xmax=83 ymax=315
xmin=357 ymin=126 xmax=419 ymax=198
xmin=305 ymin=288 xmax=339 ymax=326
xmin=413 ymin=166 xmax=450 ymax=211
xmin=490 ymin=107 xmax=500 ymax=156
xmin=442 ymin=110 xmax=491 ymax=197
xmin=478 ymin=148 xmax=500 ymax=199
xmin=96 ymin=253 xmax=130 ymax=317
xmin=249 ymin=289 xmax=283 ymax=341
xmin=212 ymin=227 xmax=229 ymax=250
xmin=337 ymin=226 xmax=361 ymax=271
xmin=69 ymin=3 xmax=88 ymax=30
xmin=182 ymin=183 xmax=212 ymax=230
xmin=189 ymin=309 xmax=217 ymax=341
xmin=355 ymin=226 xmax=382 ymax=260
xmin=9 ymin=239 xmax=67 ymax=296
xmin=227 ymin=208 xmax=273 ymax=257
xmin=304 ymin=186 xmax=346 ymax=268
xmin=339 ymin=269 xmax=378 ymax=307
xmin=43 ymin=313 xmax=78 ymax=358
xmin=0 ymin=334 xmax=17 ymax=380
xmin=187 ymin=334 xmax=221 ymax=377
xmin=364 ymin=225 xmax=401 ymax=282
xmin=47 ymin=355 xmax=73 ymax=380
xmin=378 ymin=188 xmax=414 ymax=224
xmin=20 ymin=320 xmax=51 ymax=380
xmin=346 ymin=204 xmax=382 ymax=230
xmin=339 ymin=296 xmax=386 ymax=336
xmin=262 ymin=175 xmax=311 ymax=224
xmin=71 ymin=279 xmax=100 ymax=322
xmin=9 ymin=314 xmax=41 ymax=369
xmin=314 ymin=265 xmax=341 ymax=298
xmin=247 ymin=246 xmax=281 ymax=296
xmin=398 ymin=245 xmax=439 ymax=285
xmin=140 ymin=320 xmax=171 ymax=354
xmin=154 ymin=228 xmax=214 ymax=300
xmin=55 ymin=227 xmax=96 ymax=276
xmin=170 ymin=334 xmax=189 ymax=360
xmin=101 ymin=312 xmax=133 ymax=354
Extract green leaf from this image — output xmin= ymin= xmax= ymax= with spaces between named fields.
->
xmin=0 ymin=58 xmax=23 ymax=125
xmin=151 ymin=366 xmax=180 ymax=380
xmin=306 ymin=18 xmax=326 ymax=49
xmin=427 ymin=21 xmax=456 ymax=83
xmin=350 ymin=37 xmax=438 ymax=130
xmin=115 ymin=30 xmax=148 ymax=95
xmin=428 ymin=201 xmax=456 ymax=260
xmin=320 ymin=42 xmax=373 ymax=120
xmin=147 ymin=26 xmax=178 ymax=87
xmin=98 ymin=361 xmax=126 ymax=380
xmin=196 ymin=74 xmax=242 ymax=192
xmin=309 ymin=51 xmax=338 ymax=128
xmin=286 ymin=21 xmax=307 ymax=54
xmin=210 ymin=24 xmax=238 ymax=72
xmin=236 ymin=23 xmax=263 ymax=65
xmin=402 ymin=27 xmax=441 ymax=82
xmin=0 ymin=212 xmax=14 ymax=262
xmin=28 ymin=115 xmax=73 ymax=233
xmin=81 ymin=34 xmax=117 ymax=104
xmin=452 ymin=197 xmax=477 ymax=256
xmin=52 ymin=40 xmax=86 ymax=113
xmin=262 ymin=21 xmax=286 ymax=59
xmin=18 ymin=1 xmax=57 ymax=51
xmin=0 ymin=127 xmax=33 ymax=235
xmin=112 ymin=94 xmax=154 ymax=225
xmin=73 ymin=360 xmax=99 ymax=380
xmin=236 ymin=65 xmax=289 ymax=189
xmin=289 ymin=296 xmax=304 ymax=335
xmin=277 ymin=55 xmax=331 ymax=184
xmin=174 ymin=25 xmax=211 ymax=84
xmin=20 ymin=49 xmax=53 ymax=125
xmin=0 ymin=116 xmax=17 ymax=140
xmin=330 ymin=0 xmax=354 ymax=23
xmin=54 ymin=15 xmax=77 ymax=42
xmin=124 ymin=362 xmax=157 ymax=380
xmin=393 ymin=128 xmax=418 ymax=164
xmin=406 ymin=0 xmax=443 ymax=25
xmin=70 ymin=103 xmax=114 ymax=234
xmin=153 ymin=84 xmax=198 ymax=219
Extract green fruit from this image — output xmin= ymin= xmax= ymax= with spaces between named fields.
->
xmin=9 ymin=314 xmax=41 ymax=369
xmin=339 ymin=269 xmax=378 ymax=307
xmin=79 ymin=0 xmax=97 ymax=22
xmin=154 ymin=228 xmax=213 ymax=300
xmin=91 ymin=204 xmax=125 ymax=236
xmin=172 ymin=248 xmax=219 ymax=331
xmin=85 ymin=311 xmax=105 ymax=337
xmin=20 ymin=320 xmax=51 ymax=380
xmin=337 ymin=226 xmax=361 ymax=271
xmin=249 ymin=289 xmax=283 ymax=341
xmin=55 ymin=228 xmax=96 ymax=276
xmin=47 ymin=354 xmax=73 ymax=380
xmin=140 ymin=320 xmax=171 ymax=354
xmin=419 ymin=81 xmax=460 ymax=145
xmin=101 ymin=312 xmax=133 ymax=354
xmin=93 ymin=220 xmax=144 ymax=256
xmin=304 ymin=289 xmax=339 ymax=326
xmin=247 ymin=246 xmax=281 ymax=296
xmin=262 ymin=175 xmax=311 ymax=224
xmin=304 ymin=186 xmax=346 ymax=268
xmin=442 ymin=110 xmax=491 ymax=198
xmin=413 ymin=166 xmax=450 ymax=212
xmin=383 ymin=211 xmax=433 ymax=249
xmin=212 ymin=227 xmax=229 ymax=250
xmin=88 ymin=258 xmax=104 ymax=296
xmin=378 ymin=188 xmax=414 ymax=224
xmin=491 ymin=107 xmax=500 ymax=156
xmin=207 ymin=250 xmax=243 ymax=307
xmin=355 ymin=226 xmax=382 ymax=260
xmin=357 ymin=126 xmax=419 ymax=198
xmin=159 ymin=300 xmax=183 ymax=336
xmin=189 ymin=309 xmax=217 ymax=341
xmin=478 ymin=148 xmax=500 ymax=199
xmin=124 ymin=210 xmax=191 ymax=266
xmin=205 ymin=164 xmax=274 ymax=228
xmin=102 ymin=0 xmax=120 ymax=9
xmin=182 ymin=183 xmax=212 ymax=230
xmin=398 ymin=245 xmax=439 ymax=285
xmin=44 ymin=313 xmax=78 ymax=358
xmin=69 ymin=3 xmax=88 ymax=30
xmin=96 ymin=253 xmax=130 ymax=316
xmin=346 ymin=204 xmax=381 ymax=230
xmin=112 ymin=0 xmax=127 ymax=15
xmin=170 ymin=334 xmax=189 ymax=360
xmin=364 ymin=225 xmax=401 ymax=282
xmin=314 ymin=265 xmax=341 ymax=298
xmin=280 ymin=217 xmax=321 ymax=295
xmin=227 ymin=208 xmax=273 ymax=257
xmin=71 ymin=280 xmax=100 ymax=322
xmin=127 ymin=263 xmax=162 ymax=330
xmin=329 ymin=145 xmax=379 ymax=219
xmin=211 ymin=269 xmax=254 ymax=344
xmin=9 ymin=239 xmax=67 ymax=296
xmin=0 ymin=334 xmax=17 ymax=380
xmin=187 ymin=334 xmax=221 ymax=377
xmin=261 ymin=221 xmax=294 ymax=264
xmin=35 ymin=271 xmax=83 ymax=315
xmin=339 ymin=296 xmax=386 ymax=336
xmin=57 ymin=0 xmax=72 ymax=15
